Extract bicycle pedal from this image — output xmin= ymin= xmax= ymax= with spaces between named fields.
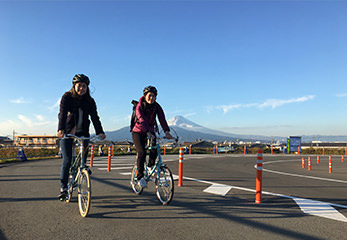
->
xmin=58 ymin=196 xmax=67 ymax=202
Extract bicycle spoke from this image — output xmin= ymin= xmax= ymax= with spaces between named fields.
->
xmin=131 ymin=164 xmax=143 ymax=195
xmin=156 ymin=166 xmax=174 ymax=205
xmin=78 ymin=169 xmax=91 ymax=217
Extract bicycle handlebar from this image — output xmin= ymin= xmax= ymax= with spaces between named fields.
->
xmin=147 ymin=136 xmax=179 ymax=147
xmin=62 ymin=134 xmax=101 ymax=144
xmin=156 ymin=136 xmax=179 ymax=141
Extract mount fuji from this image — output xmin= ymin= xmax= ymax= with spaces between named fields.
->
xmin=166 ymin=115 xmax=282 ymax=142
xmin=105 ymin=115 xmax=274 ymax=142
xmin=167 ymin=116 xmax=230 ymax=137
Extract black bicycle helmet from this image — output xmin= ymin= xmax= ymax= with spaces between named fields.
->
xmin=72 ymin=74 xmax=90 ymax=86
xmin=143 ymin=86 xmax=158 ymax=96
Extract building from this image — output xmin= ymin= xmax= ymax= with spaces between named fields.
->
xmin=302 ymin=142 xmax=347 ymax=149
xmin=14 ymin=135 xmax=58 ymax=148
xmin=0 ymin=136 xmax=13 ymax=147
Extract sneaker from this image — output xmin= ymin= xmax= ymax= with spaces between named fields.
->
xmin=138 ymin=178 xmax=147 ymax=188
xmin=58 ymin=191 xmax=68 ymax=201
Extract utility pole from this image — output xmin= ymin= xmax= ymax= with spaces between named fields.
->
xmin=13 ymin=130 xmax=18 ymax=146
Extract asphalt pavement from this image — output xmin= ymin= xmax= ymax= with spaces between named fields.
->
xmin=1 ymin=153 xmax=347 ymax=240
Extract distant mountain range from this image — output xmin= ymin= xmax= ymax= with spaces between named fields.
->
xmin=104 ymin=115 xmax=347 ymax=143
xmin=166 ymin=116 xmax=283 ymax=142
xmin=106 ymin=116 xmax=347 ymax=143
xmin=0 ymin=116 xmax=344 ymax=144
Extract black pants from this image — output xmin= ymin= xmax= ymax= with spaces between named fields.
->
xmin=132 ymin=132 xmax=157 ymax=180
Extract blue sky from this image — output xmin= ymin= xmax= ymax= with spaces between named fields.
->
xmin=1 ymin=0 xmax=347 ymax=138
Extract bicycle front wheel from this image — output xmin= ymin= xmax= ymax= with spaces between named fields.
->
xmin=78 ymin=169 xmax=91 ymax=217
xmin=66 ymin=175 xmax=73 ymax=203
xmin=156 ymin=166 xmax=174 ymax=205
xmin=130 ymin=164 xmax=143 ymax=195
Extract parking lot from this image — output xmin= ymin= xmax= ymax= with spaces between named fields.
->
xmin=1 ymin=153 xmax=347 ymax=240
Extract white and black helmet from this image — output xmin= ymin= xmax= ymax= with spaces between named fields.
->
xmin=143 ymin=86 xmax=157 ymax=96
xmin=72 ymin=74 xmax=90 ymax=86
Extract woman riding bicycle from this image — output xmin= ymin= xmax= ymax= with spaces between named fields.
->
xmin=131 ymin=86 xmax=172 ymax=188
xmin=57 ymin=74 xmax=106 ymax=200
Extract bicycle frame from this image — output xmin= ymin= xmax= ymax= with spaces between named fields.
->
xmin=69 ymin=138 xmax=89 ymax=188
xmin=143 ymin=144 xmax=164 ymax=181
xmin=63 ymin=134 xmax=99 ymax=217
xmin=70 ymin=145 xmax=84 ymax=190
xmin=130 ymin=134 xmax=177 ymax=205
xmin=64 ymin=134 xmax=98 ymax=190
xmin=143 ymin=138 xmax=176 ymax=185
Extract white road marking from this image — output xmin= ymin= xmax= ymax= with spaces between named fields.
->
xmin=120 ymin=172 xmax=132 ymax=175
xmin=98 ymin=155 xmax=347 ymax=222
xmin=263 ymin=168 xmax=347 ymax=184
xmin=253 ymin=159 xmax=347 ymax=184
xmin=203 ymin=184 xmax=233 ymax=196
xmin=98 ymin=167 xmax=133 ymax=170
xmin=172 ymin=174 xmax=347 ymax=223
xmin=257 ymin=158 xmax=347 ymax=221
xmin=293 ymin=198 xmax=347 ymax=222
xmin=263 ymin=159 xmax=300 ymax=165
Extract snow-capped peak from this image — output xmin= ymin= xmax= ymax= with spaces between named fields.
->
xmin=167 ymin=115 xmax=203 ymax=129
xmin=167 ymin=115 xmax=231 ymax=137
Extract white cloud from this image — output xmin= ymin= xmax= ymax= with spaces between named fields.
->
xmin=10 ymin=97 xmax=29 ymax=104
xmin=217 ymin=103 xmax=257 ymax=114
xmin=217 ymin=104 xmax=242 ymax=114
xmin=35 ymin=115 xmax=45 ymax=121
xmin=0 ymin=120 xmax=17 ymax=136
xmin=183 ymin=112 xmax=196 ymax=118
xmin=336 ymin=93 xmax=347 ymax=98
xmin=48 ymin=98 xmax=61 ymax=111
xmin=258 ymin=95 xmax=315 ymax=109
xmin=18 ymin=115 xmax=33 ymax=127
xmin=212 ymin=95 xmax=316 ymax=113
xmin=0 ymin=115 xmax=56 ymax=136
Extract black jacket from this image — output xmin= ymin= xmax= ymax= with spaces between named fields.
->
xmin=58 ymin=92 xmax=104 ymax=137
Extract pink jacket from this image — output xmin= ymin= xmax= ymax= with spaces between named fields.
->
xmin=132 ymin=96 xmax=170 ymax=135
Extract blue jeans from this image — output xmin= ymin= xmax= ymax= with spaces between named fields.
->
xmin=60 ymin=138 xmax=89 ymax=191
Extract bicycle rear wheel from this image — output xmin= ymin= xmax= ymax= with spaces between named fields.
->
xmin=130 ymin=164 xmax=143 ymax=195
xmin=78 ymin=169 xmax=91 ymax=217
xmin=156 ymin=166 xmax=174 ymax=205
